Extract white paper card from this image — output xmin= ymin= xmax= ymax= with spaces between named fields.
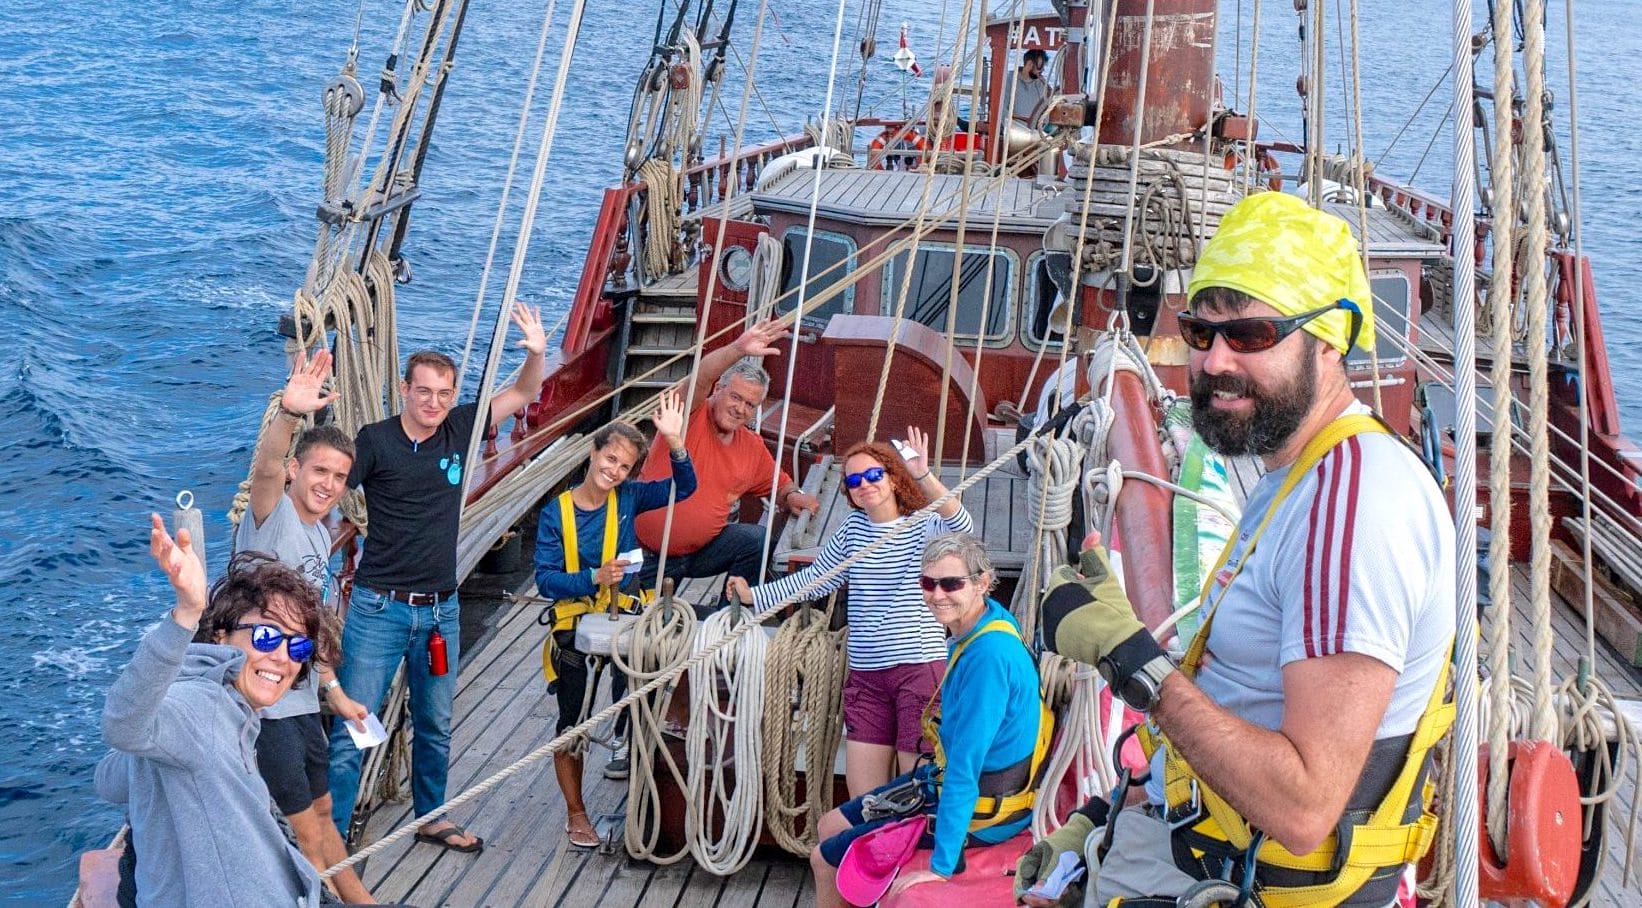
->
xmin=1027 ymin=850 xmax=1087 ymax=900
xmin=620 ymin=548 xmax=644 ymax=575
xmin=345 ymin=712 xmax=389 ymax=749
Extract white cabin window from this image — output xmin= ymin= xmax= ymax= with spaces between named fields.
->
xmin=883 ymin=243 xmax=1015 ymax=344
xmin=778 ymin=228 xmax=855 ymax=326
xmin=1346 ymin=270 xmax=1411 ymax=369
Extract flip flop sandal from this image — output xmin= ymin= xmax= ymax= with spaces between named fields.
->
xmin=414 ymin=824 xmax=485 ymax=854
xmin=565 ymin=813 xmax=600 ymax=849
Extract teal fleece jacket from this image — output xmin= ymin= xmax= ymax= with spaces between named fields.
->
xmin=97 ymin=617 xmax=321 ymax=906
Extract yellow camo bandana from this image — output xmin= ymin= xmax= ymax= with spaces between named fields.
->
xmin=1186 ymin=191 xmax=1375 ymax=354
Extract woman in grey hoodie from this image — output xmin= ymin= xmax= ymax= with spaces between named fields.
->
xmin=97 ymin=515 xmax=341 ymax=906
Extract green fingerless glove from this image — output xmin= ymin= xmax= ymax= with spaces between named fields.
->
xmin=1042 ymin=545 xmax=1144 ymax=666
xmin=1013 ymin=813 xmax=1096 ymax=905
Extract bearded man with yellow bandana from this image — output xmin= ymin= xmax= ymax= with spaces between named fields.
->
xmin=1016 ymin=192 xmax=1455 ymax=907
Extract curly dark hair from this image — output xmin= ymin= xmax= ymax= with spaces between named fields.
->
xmin=840 ymin=440 xmax=929 ymax=515
xmin=194 ymin=551 xmax=341 ymax=686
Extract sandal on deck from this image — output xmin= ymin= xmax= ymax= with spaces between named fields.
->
xmin=565 ymin=812 xmax=599 ymax=849
xmin=414 ymin=823 xmax=485 ymax=854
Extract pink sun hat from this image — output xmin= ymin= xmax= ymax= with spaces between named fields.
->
xmin=836 ymin=815 xmax=930 ymax=906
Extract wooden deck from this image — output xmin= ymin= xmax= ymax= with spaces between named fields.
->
xmin=357 ymin=572 xmax=816 ymax=907
xmin=353 ymin=521 xmax=1642 ymax=906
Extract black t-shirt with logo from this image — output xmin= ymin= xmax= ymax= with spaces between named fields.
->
xmin=348 ymin=402 xmax=488 ymax=592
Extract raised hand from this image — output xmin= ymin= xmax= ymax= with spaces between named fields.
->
xmin=282 ymin=349 xmax=339 ymax=416
xmin=903 ymin=425 xmax=931 ymax=478
xmin=149 ymin=513 xmax=207 ymax=624
xmin=653 ymin=389 xmax=686 ymax=444
xmin=510 ymin=302 xmax=548 ymax=356
xmin=733 ymin=317 xmax=786 ymax=358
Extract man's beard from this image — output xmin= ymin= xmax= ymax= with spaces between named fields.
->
xmin=1189 ymin=353 xmax=1317 ymax=457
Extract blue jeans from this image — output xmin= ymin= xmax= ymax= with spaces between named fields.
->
xmin=327 ymin=586 xmax=461 ymax=836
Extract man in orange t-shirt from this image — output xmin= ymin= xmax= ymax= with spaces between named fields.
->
xmin=634 ymin=319 xmax=820 ymax=605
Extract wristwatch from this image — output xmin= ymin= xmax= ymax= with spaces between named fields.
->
xmin=1099 ymin=653 xmax=1177 ymax=712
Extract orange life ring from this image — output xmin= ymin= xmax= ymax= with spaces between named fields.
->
xmin=1223 ymin=147 xmax=1283 ymax=192
xmin=870 ymin=126 xmax=928 ymax=170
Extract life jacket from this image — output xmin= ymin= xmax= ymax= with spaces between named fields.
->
xmin=539 ymin=490 xmax=652 ymax=686
xmin=1134 ymin=413 xmax=1456 ymax=907
xmin=920 ymin=617 xmax=1055 ymax=832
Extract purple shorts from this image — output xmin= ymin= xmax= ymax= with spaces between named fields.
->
xmin=842 ymin=660 xmax=945 ymax=753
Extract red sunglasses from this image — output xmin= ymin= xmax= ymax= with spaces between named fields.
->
xmin=1176 ymin=300 xmax=1363 ymax=354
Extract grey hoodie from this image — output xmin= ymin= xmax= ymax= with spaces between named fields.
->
xmin=97 ymin=616 xmax=321 ymax=907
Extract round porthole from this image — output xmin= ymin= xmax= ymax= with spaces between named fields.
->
xmin=719 ymin=245 xmax=754 ymax=292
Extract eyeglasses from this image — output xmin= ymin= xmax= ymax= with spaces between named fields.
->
xmin=409 ymin=387 xmax=457 ymax=405
xmin=232 ymin=623 xmax=314 ymax=662
xmin=844 ymin=466 xmax=887 ymax=489
xmin=1176 ymin=300 xmax=1363 ymax=354
xmin=918 ymin=574 xmax=976 ymax=593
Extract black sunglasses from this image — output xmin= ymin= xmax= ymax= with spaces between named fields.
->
xmin=918 ymin=574 xmax=976 ymax=593
xmin=844 ymin=466 xmax=888 ymax=489
xmin=233 ymin=623 xmax=314 ymax=663
xmin=1176 ymin=300 xmax=1363 ymax=354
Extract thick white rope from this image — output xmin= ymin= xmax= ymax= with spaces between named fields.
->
xmin=614 ymin=587 xmax=698 ymax=863
xmin=1481 ymin=0 xmax=1519 ymax=858
xmin=1445 ymin=0 xmax=1484 ymax=898
xmin=761 ymin=602 xmax=847 ymax=855
xmin=685 ymin=605 xmax=768 ymax=874
xmin=1031 ymin=654 xmax=1114 ymax=840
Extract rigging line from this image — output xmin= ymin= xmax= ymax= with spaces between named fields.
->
xmin=1114 ymin=0 xmax=1158 ymax=277
xmin=764 ymin=0 xmax=852 ymax=591
xmin=1343 ymin=0 xmax=1382 ymax=416
xmin=1562 ymin=0 xmax=1596 ymax=677
xmin=1371 ymin=59 xmax=1455 ymax=173
xmin=341 ymin=0 xmax=423 ymax=208
xmin=954 ymin=0 xmax=1038 ymax=480
xmin=932 ymin=0 xmax=987 ymax=469
xmin=1447 ymin=15 xmax=1483 ymax=892
xmin=864 ymin=0 xmax=989 ymax=442
xmin=653 ymin=0 xmax=771 ymax=595
xmin=1519 ymin=0 xmax=1560 ymax=742
xmin=352 ymin=0 xmax=461 ymax=277
xmin=457 ymin=0 xmax=564 ymax=388
xmin=1308 ymin=0 xmax=1325 ymax=202
xmin=1406 ymin=95 xmax=1457 ymax=186
xmin=1242 ymin=0 xmax=1264 ymax=196
xmin=459 ymin=0 xmax=593 ymax=508
xmin=325 ymin=422 xmax=1049 ymax=880
xmin=1013 ymin=0 xmax=1121 ymax=416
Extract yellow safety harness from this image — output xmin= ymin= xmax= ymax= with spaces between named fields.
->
xmin=921 ymin=617 xmax=1055 ymax=831
xmin=539 ymin=490 xmax=652 ymax=685
xmin=1137 ymin=414 xmax=1456 ymax=907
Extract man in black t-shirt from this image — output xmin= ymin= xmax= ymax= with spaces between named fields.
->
xmin=326 ymin=303 xmax=547 ymax=853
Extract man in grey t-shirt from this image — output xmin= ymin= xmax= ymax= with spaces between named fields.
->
xmin=234 ymin=349 xmax=374 ymax=903
xmin=1010 ymin=48 xmax=1051 ymax=123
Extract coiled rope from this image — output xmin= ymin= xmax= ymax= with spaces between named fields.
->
xmin=760 ymin=601 xmax=847 ymax=855
xmin=684 ymin=605 xmax=768 ymax=875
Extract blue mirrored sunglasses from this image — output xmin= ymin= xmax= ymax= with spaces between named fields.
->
xmin=844 ymin=466 xmax=887 ymax=489
xmin=233 ymin=623 xmax=314 ymax=662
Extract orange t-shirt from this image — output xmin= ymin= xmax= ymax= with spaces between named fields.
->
xmin=633 ymin=404 xmax=794 ymax=555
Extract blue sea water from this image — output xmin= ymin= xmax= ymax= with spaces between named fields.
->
xmin=0 ymin=0 xmax=1634 ymax=900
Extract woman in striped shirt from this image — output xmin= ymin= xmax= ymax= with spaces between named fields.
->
xmin=726 ymin=426 xmax=973 ymax=796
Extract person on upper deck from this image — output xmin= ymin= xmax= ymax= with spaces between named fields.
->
xmin=232 ymin=348 xmax=373 ymax=902
xmin=1014 ymin=191 xmax=1455 ymax=907
xmin=97 ymin=521 xmax=337 ymax=906
xmin=1010 ymin=48 xmax=1051 ymax=124
xmin=632 ymin=318 xmax=820 ymax=608
xmin=810 ymin=533 xmax=1048 ymax=906
xmin=534 ymin=390 xmax=696 ymax=849
xmin=327 ymin=302 xmax=548 ymax=855
xmin=726 ymin=429 xmax=972 ymax=797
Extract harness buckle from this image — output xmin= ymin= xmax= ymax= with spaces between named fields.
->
xmin=1166 ymin=779 xmax=1205 ymax=831
xmin=861 ymin=776 xmax=926 ymax=822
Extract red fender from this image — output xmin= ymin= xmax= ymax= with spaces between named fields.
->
xmin=1476 ymin=739 xmax=1583 ymax=908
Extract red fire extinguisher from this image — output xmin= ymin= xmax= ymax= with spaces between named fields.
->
xmin=428 ymin=627 xmax=449 ymax=677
